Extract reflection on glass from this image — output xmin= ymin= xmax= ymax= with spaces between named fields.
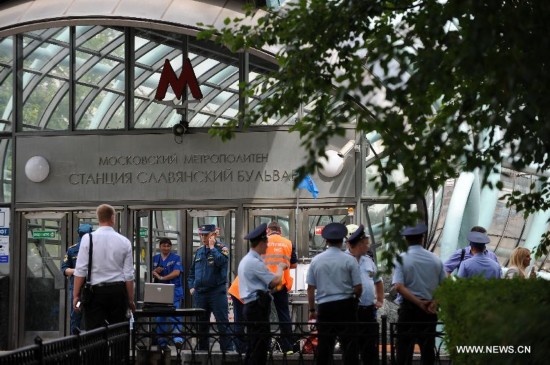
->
xmin=0 ymin=139 xmax=11 ymax=202
xmin=307 ymin=214 xmax=347 ymax=256
xmin=0 ymin=37 xmax=13 ymax=130
xmin=25 ymin=219 xmax=62 ymax=334
xmin=76 ymin=26 xmax=125 ymax=130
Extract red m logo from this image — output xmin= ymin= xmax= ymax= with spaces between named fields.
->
xmin=155 ymin=58 xmax=203 ymax=101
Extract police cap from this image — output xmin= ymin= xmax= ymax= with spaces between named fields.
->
xmin=467 ymin=231 xmax=490 ymax=245
xmin=322 ymin=222 xmax=347 ymax=241
xmin=244 ymin=223 xmax=267 ymax=241
xmin=401 ymin=223 xmax=428 ymax=236
xmin=199 ymin=224 xmax=216 ymax=234
xmin=348 ymin=224 xmax=367 ymax=243
xmin=78 ymin=224 xmax=93 ymax=235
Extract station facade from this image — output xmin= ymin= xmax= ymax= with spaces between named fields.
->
xmin=0 ymin=0 xmax=547 ymax=350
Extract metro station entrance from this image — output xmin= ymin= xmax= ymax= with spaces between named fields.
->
xmin=15 ymin=205 xmax=355 ymax=346
xmin=131 ymin=208 xmax=235 ymax=308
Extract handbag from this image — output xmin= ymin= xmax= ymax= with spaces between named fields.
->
xmin=79 ymin=233 xmax=94 ymax=305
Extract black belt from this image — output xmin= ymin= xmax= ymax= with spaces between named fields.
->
xmin=359 ymin=304 xmax=376 ymax=311
xmin=93 ymin=281 xmax=124 ymax=288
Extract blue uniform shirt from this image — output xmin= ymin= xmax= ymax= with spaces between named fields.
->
xmin=457 ymin=253 xmax=501 ymax=279
xmin=357 ymin=255 xmax=382 ymax=307
xmin=61 ymin=243 xmax=80 ymax=289
xmin=444 ymin=245 xmax=499 ymax=274
xmin=238 ymin=250 xmax=275 ymax=304
xmin=392 ymin=245 xmax=446 ymax=304
xmin=306 ymin=247 xmax=362 ymax=305
xmin=153 ymin=252 xmax=184 ymax=300
xmin=188 ymin=241 xmax=229 ymax=293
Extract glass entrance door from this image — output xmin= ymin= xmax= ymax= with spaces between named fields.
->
xmin=21 ymin=212 xmax=67 ymax=345
xmin=301 ymin=208 xmax=351 ymax=257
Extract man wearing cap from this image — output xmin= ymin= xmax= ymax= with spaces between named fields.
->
xmin=187 ymin=224 xmax=233 ymax=351
xmin=263 ymin=221 xmax=298 ymax=354
xmin=61 ymin=223 xmax=93 ymax=334
xmin=457 ymin=231 xmax=502 ymax=279
xmin=346 ymin=224 xmax=384 ymax=365
xmin=392 ymin=223 xmax=446 ymax=365
xmin=238 ymin=223 xmax=285 ymax=365
xmin=151 ymin=237 xmax=184 ymax=350
xmin=443 ymin=226 xmax=499 ymax=276
xmin=306 ymin=222 xmax=362 ymax=365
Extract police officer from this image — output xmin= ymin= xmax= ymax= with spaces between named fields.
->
xmin=443 ymin=226 xmax=499 ymax=275
xmin=307 ymin=222 xmax=362 ymax=365
xmin=187 ymin=224 xmax=233 ymax=351
xmin=238 ymin=223 xmax=285 ymax=365
xmin=61 ymin=223 xmax=93 ymax=334
xmin=457 ymin=231 xmax=501 ymax=279
xmin=346 ymin=224 xmax=383 ymax=365
xmin=392 ymin=223 xmax=446 ymax=365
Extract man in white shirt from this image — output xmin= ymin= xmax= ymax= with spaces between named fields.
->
xmin=73 ymin=204 xmax=135 ymax=330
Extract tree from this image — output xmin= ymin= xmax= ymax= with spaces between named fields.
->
xmin=199 ymin=0 xmax=550 ymax=267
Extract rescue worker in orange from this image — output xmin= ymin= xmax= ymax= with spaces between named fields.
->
xmin=263 ymin=221 xmax=298 ymax=354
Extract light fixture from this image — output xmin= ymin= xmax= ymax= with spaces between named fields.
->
xmin=25 ymin=156 xmax=50 ymax=183
xmin=172 ymin=120 xmax=189 ymax=136
xmin=318 ymin=140 xmax=357 ymax=178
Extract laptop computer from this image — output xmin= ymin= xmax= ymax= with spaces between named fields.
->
xmin=143 ymin=283 xmax=175 ymax=310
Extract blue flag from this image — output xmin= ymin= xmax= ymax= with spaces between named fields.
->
xmin=297 ymin=175 xmax=319 ymax=199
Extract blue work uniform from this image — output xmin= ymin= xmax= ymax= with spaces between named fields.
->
xmin=152 ymin=252 xmax=184 ymax=347
xmin=153 ymin=252 xmax=184 ymax=301
xmin=61 ymin=243 xmax=82 ymax=335
xmin=444 ymin=245 xmax=499 ymax=274
xmin=457 ymin=253 xmax=502 ymax=279
xmin=187 ymin=241 xmax=233 ymax=351
xmin=307 ymin=247 xmax=362 ymax=365
xmin=392 ymin=244 xmax=446 ymax=365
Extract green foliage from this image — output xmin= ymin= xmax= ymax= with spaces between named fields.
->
xmin=198 ymin=0 xmax=550 ymax=269
xmin=436 ymin=278 xmax=550 ymax=365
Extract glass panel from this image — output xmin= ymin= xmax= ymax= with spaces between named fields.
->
xmin=133 ymin=29 xmax=183 ymax=129
xmin=22 ymin=28 xmax=70 ymax=131
xmin=0 ymin=139 xmax=12 ymax=203
xmin=307 ymin=213 xmax=348 ymax=257
xmin=75 ymin=26 xmax=125 ymax=130
xmin=0 ymin=37 xmax=13 ymax=130
xmin=25 ymin=217 xmax=64 ymax=342
xmin=364 ymin=156 xmax=408 ymax=197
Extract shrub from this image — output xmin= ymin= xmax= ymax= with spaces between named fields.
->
xmin=435 ymin=277 xmax=550 ymax=365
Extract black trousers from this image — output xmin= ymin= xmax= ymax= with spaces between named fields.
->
xmin=83 ymin=282 xmax=128 ymax=330
xmin=317 ymin=298 xmax=359 ymax=365
xmin=396 ymin=300 xmax=438 ymax=365
xmin=243 ymin=295 xmax=271 ymax=365
xmin=357 ymin=305 xmax=378 ymax=365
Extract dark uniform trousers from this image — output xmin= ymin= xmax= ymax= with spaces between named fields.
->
xmin=317 ymin=298 xmax=359 ymax=365
xmin=243 ymin=294 xmax=272 ymax=365
xmin=396 ymin=300 xmax=438 ymax=365
xmin=83 ymin=282 xmax=128 ymax=330
xmin=357 ymin=305 xmax=379 ymax=365
xmin=272 ymin=286 xmax=295 ymax=352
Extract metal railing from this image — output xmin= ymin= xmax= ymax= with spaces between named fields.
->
xmin=132 ymin=315 xmax=449 ymax=364
xmin=0 ymin=322 xmax=129 ymax=365
xmin=0 ymin=317 xmax=448 ymax=365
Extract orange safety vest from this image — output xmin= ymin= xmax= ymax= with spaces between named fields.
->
xmin=263 ymin=234 xmax=293 ymax=292
xmin=228 ymin=277 xmax=244 ymax=303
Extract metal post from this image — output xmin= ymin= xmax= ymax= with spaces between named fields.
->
xmin=381 ymin=315 xmax=387 ymax=365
